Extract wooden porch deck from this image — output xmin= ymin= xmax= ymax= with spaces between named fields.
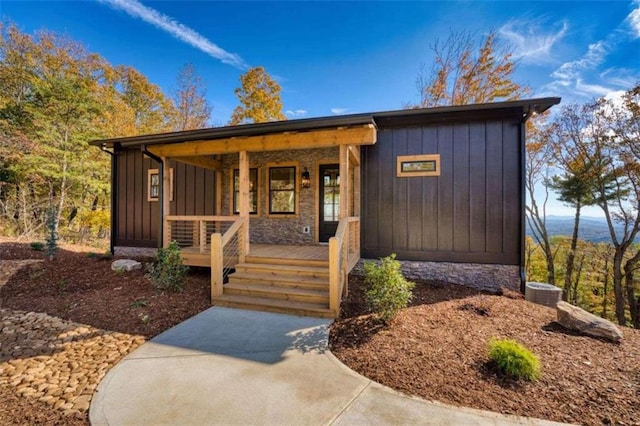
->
xmin=179 ymin=244 xmax=329 ymax=267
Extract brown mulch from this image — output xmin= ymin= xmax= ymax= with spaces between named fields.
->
xmin=329 ymin=276 xmax=640 ymax=426
xmin=0 ymin=242 xmax=211 ymax=338
xmin=0 ymin=240 xmax=211 ymax=425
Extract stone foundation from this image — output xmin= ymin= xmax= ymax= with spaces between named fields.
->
xmin=114 ymin=246 xmax=157 ymax=258
xmin=352 ymin=259 xmax=520 ymax=293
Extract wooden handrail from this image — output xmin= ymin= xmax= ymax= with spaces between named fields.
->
xmin=221 ymin=218 xmax=245 ymax=246
xmin=166 ymin=215 xmax=237 ymax=221
xmin=211 ymin=217 xmax=246 ymax=301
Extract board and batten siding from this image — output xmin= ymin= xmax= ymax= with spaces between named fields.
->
xmin=361 ymin=117 xmax=522 ymax=265
xmin=114 ymin=148 xmax=218 ymax=247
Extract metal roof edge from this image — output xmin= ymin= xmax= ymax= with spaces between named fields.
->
xmin=90 ymin=97 xmax=561 ymax=148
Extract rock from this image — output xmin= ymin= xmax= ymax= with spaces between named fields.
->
xmin=111 ymin=259 xmax=142 ymax=272
xmin=557 ymin=301 xmax=623 ymax=343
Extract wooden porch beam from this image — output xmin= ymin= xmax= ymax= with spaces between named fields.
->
xmin=147 ymin=125 xmax=377 ymax=157
xmin=348 ymin=145 xmax=360 ymax=166
xmin=172 ymin=155 xmax=221 ymax=170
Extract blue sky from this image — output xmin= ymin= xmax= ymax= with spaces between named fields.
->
xmin=1 ymin=0 xmax=640 ymax=216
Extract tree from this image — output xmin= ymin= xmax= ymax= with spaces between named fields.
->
xmin=412 ymin=30 xmax=529 ymax=108
xmin=173 ymin=63 xmax=212 ymax=131
xmin=0 ymin=22 xmax=178 ymax=242
xmin=561 ymin=87 xmax=640 ymax=326
xmin=525 ymin=114 xmax=556 ymax=284
xmin=229 ymin=66 xmax=286 ymax=125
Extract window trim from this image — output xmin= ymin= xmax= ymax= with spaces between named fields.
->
xmin=266 ymin=162 xmax=299 ymax=217
xmin=396 ymin=154 xmax=440 ymax=177
xmin=147 ymin=168 xmax=174 ymax=202
xmin=232 ymin=167 xmax=259 ymax=215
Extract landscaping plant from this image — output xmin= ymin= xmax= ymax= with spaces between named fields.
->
xmin=45 ymin=206 xmax=59 ymax=260
xmin=30 ymin=241 xmax=45 ymax=251
xmin=487 ymin=338 xmax=541 ymax=381
xmin=146 ymin=241 xmax=189 ymax=293
xmin=363 ymin=254 xmax=415 ymax=322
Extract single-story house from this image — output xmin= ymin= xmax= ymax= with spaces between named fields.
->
xmin=91 ymin=98 xmax=560 ymax=318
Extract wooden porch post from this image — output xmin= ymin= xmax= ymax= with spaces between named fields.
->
xmin=339 ymin=145 xmax=349 ymax=220
xmin=162 ymin=157 xmax=171 ymax=248
xmin=238 ymin=151 xmax=250 ymax=256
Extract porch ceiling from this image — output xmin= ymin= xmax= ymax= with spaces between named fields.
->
xmin=146 ymin=124 xmax=377 ymax=158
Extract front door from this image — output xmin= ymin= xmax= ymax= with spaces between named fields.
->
xmin=319 ymin=164 xmax=340 ymax=243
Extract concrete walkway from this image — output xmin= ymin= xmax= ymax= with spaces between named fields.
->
xmin=90 ymin=307 xmax=562 ymax=425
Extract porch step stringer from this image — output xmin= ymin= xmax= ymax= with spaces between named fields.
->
xmin=213 ymin=259 xmax=334 ymax=318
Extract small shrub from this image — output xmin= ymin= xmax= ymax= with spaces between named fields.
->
xmin=363 ymin=254 xmax=415 ymax=322
xmin=30 ymin=241 xmax=45 ymax=251
xmin=146 ymin=241 xmax=188 ymax=293
xmin=487 ymin=338 xmax=541 ymax=381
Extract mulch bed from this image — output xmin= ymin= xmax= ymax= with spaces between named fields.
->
xmin=329 ymin=276 xmax=640 ymax=426
xmin=1 ymin=242 xmax=211 ymax=338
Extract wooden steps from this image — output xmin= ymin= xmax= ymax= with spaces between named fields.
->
xmin=213 ymin=257 xmax=334 ymax=318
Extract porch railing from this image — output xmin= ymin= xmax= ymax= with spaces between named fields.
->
xmin=329 ymin=216 xmax=360 ymax=316
xmin=210 ymin=217 xmax=247 ymax=300
xmin=165 ymin=215 xmax=238 ymax=253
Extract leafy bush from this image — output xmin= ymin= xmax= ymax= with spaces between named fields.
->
xmin=488 ymin=338 xmax=541 ymax=381
xmin=363 ymin=254 xmax=415 ymax=322
xmin=146 ymin=241 xmax=189 ymax=293
xmin=30 ymin=241 xmax=45 ymax=251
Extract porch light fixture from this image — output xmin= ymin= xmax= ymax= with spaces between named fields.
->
xmin=301 ymin=167 xmax=311 ymax=188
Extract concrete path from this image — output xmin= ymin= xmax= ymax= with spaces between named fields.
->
xmin=90 ymin=307 xmax=562 ymax=425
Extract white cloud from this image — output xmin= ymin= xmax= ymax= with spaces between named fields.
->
xmin=499 ymin=19 xmax=568 ymax=64
xmin=330 ymin=108 xmax=349 ymax=115
xmin=575 ymin=79 xmax=615 ymax=97
xmin=285 ymin=109 xmax=307 ymax=117
xmin=551 ymin=41 xmax=608 ymax=80
xmin=627 ymin=0 xmax=640 ymax=38
xmin=97 ymin=0 xmax=247 ymax=69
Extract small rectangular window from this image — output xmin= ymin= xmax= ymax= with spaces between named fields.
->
xmin=233 ymin=168 xmax=258 ymax=214
xmin=269 ymin=166 xmax=296 ymax=214
xmin=148 ymin=168 xmax=174 ymax=201
xmin=396 ymin=155 xmax=440 ymax=177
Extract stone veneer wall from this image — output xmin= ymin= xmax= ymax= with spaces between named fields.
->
xmin=220 ymin=147 xmax=339 ymax=245
xmin=352 ymin=259 xmax=521 ymax=293
xmin=114 ymin=246 xmax=157 ymax=257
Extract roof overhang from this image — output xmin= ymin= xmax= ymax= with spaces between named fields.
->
xmin=90 ymin=97 xmax=560 ymax=152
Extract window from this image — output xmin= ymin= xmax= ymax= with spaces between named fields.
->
xmin=233 ymin=168 xmax=258 ymax=214
xmin=396 ymin=154 xmax=440 ymax=177
xmin=269 ymin=166 xmax=296 ymax=214
xmin=147 ymin=168 xmax=174 ymax=202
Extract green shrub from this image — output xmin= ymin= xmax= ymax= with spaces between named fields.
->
xmin=145 ymin=241 xmax=189 ymax=293
xmin=30 ymin=241 xmax=45 ymax=251
xmin=363 ymin=254 xmax=415 ymax=322
xmin=487 ymin=338 xmax=541 ymax=381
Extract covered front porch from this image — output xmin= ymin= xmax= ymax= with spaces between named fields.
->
xmin=148 ymin=119 xmax=376 ymax=318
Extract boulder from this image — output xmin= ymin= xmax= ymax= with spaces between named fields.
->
xmin=556 ymin=301 xmax=623 ymax=343
xmin=111 ymin=259 xmax=142 ymax=272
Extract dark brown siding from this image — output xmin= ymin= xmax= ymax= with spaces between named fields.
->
xmin=361 ymin=115 xmax=523 ymax=265
xmin=114 ymin=149 xmax=218 ymax=247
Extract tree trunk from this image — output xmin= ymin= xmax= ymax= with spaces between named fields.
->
xmin=612 ymin=251 xmax=627 ymax=326
xmin=602 ymin=257 xmax=609 ymax=319
xmin=571 ymin=254 xmax=585 ymax=305
xmin=543 ymin=238 xmax=555 ymax=285
xmin=623 ymin=265 xmax=639 ymax=328
xmin=563 ymin=202 xmax=581 ymax=301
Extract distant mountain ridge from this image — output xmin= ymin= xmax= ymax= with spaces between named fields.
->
xmin=526 ymin=216 xmax=630 ymax=244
